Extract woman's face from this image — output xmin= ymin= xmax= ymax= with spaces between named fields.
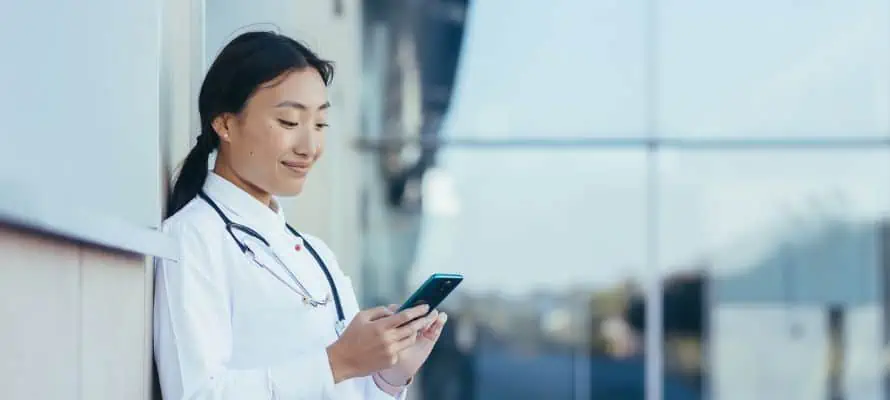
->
xmin=212 ymin=67 xmax=329 ymax=199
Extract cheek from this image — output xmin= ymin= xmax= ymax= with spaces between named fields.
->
xmin=314 ymin=132 xmax=326 ymax=160
xmin=265 ymin=122 xmax=289 ymax=154
xmin=237 ymin=123 xmax=286 ymax=168
xmin=254 ymin=120 xmax=290 ymax=151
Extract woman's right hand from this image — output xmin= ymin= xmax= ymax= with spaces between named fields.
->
xmin=326 ymin=304 xmax=433 ymax=383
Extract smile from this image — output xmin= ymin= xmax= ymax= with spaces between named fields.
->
xmin=281 ymin=161 xmax=310 ymax=176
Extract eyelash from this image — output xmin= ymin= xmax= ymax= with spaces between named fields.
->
xmin=277 ymin=119 xmax=329 ymax=130
xmin=278 ymin=119 xmax=298 ymax=128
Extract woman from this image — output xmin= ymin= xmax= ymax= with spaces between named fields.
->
xmin=154 ymin=31 xmax=446 ymax=399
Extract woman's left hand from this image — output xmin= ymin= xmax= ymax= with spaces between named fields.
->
xmin=376 ymin=305 xmax=448 ymax=385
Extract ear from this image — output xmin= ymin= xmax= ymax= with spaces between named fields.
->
xmin=211 ymin=113 xmax=235 ymax=143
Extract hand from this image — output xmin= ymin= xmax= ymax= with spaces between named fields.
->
xmin=377 ymin=305 xmax=448 ymax=386
xmin=326 ymin=304 xmax=432 ymax=383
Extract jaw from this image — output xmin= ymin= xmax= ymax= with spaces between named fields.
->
xmin=273 ymin=176 xmax=308 ymax=197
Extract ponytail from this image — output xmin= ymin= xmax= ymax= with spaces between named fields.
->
xmin=166 ymin=133 xmax=217 ymax=218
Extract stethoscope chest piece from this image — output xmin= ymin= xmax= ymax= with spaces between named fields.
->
xmin=302 ymin=293 xmax=331 ymax=308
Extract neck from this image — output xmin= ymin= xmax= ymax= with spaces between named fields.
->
xmin=213 ymin=159 xmax=273 ymax=207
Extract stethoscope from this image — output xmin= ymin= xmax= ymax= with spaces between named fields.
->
xmin=198 ymin=190 xmax=346 ymax=336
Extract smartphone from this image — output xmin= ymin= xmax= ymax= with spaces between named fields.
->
xmin=398 ymin=273 xmax=464 ymax=315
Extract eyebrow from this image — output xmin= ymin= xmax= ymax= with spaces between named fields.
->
xmin=274 ymin=100 xmax=331 ymax=110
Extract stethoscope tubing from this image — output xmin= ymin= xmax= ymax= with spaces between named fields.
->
xmin=197 ymin=191 xmax=346 ymax=324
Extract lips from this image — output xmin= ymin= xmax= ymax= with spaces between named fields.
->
xmin=281 ymin=161 xmax=311 ymax=175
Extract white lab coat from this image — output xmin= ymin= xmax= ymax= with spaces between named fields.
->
xmin=154 ymin=172 xmax=406 ymax=399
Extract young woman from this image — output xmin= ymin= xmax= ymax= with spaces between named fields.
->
xmin=154 ymin=31 xmax=446 ymax=399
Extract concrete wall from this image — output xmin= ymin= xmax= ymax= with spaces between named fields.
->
xmin=0 ymin=226 xmax=153 ymax=400
xmin=0 ymin=1 xmax=172 ymax=399
xmin=160 ymin=0 xmax=206 ymax=196
xmin=0 ymin=0 xmax=163 ymax=228
xmin=0 ymin=0 xmax=184 ymax=399
xmin=0 ymin=1 xmax=367 ymax=399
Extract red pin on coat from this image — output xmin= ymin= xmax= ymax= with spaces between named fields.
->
xmin=294 ymin=243 xmax=302 ymax=252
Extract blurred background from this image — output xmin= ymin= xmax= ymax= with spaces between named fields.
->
xmin=2 ymin=0 xmax=890 ymax=399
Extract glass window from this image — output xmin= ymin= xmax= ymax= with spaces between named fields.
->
xmin=445 ymin=0 xmax=648 ymax=138
xmin=656 ymin=149 xmax=890 ymax=399
xmin=360 ymin=149 xmax=654 ymax=398
xmin=657 ymin=0 xmax=890 ymax=138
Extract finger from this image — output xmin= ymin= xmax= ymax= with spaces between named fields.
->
xmin=427 ymin=312 xmax=448 ymax=333
xmin=386 ymin=304 xmax=399 ymax=312
xmin=383 ymin=304 xmax=429 ymax=328
xmin=390 ymin=330 xmax=420 ymax=353
xmin=364 ymin=306 xmax=394 ymax=321
xmin=422 ymin=312 xmax=443 ymax=332
xmin=392 ymin=312 xmax=435 ymax=339
xmin=420 ymin=322 xmax=439 ymax=340
xmin=422 ymin=312 xmax=447 ymax=339
xmin=423 ymin=310 xmax=440 ymax=329
xmin=421 ymin=326 xmax=439 ymax=341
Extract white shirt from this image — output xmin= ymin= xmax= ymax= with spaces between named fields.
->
xmin=154 ymin=172 xmax=405 ymax=399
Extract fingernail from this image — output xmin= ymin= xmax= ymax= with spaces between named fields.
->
xmin=439 ymin=312 xmax=448 ymax=323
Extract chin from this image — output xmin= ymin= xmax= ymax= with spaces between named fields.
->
xmin=275 ymin=180 xmax=307 ymax=197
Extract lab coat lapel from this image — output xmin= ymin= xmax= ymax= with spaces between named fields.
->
xmin=202 ymin=172 xmax=287 ymax=234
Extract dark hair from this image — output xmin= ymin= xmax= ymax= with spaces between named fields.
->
xmin=165 ymin=31 xmax=334 ymax=218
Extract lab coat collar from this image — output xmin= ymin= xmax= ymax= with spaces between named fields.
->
xmin=203 ymin=171 xmax=287 ymax=231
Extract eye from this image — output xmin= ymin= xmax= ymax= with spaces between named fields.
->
xmin=315 ymin=122 xmax=329 ymax=130
xmin=277 ymin=119 xmax=298 ymax=128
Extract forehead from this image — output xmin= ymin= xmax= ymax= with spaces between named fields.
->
xmin=252 ymin=67 xmax=328 ymax=108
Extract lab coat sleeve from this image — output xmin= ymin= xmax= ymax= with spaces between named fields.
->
xmin=154 ymin=221 xmax=337 ymax=399
xmin=366 ymin=374 xmax=409 ymax=399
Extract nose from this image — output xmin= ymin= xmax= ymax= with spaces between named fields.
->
xmin=293 ymin=125 xmax=318 ymax=158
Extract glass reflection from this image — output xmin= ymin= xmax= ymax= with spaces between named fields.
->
xmin=655 ymin=149 xmax=890 ymax=399
xmin=360 ymin=149 xmax=652 ymax=399
xmin=444 ymin=0 xmax=647 ymax=138
xmin=657 ymin=0 xmax=890 ymax=138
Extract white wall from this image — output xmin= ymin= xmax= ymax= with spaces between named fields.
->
xmin=0 ymin=1 xmax=368 ymax=398
xmin=287 ymin=0 xmax=364 ymax=283
xmin=0 ymin=0 xmax=163 ymax=228
xmin=160 ymin=0 xmax=205 ymax=199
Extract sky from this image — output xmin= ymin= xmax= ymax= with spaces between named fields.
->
xmin=410 ymin=0 xmax=890 ymax=297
